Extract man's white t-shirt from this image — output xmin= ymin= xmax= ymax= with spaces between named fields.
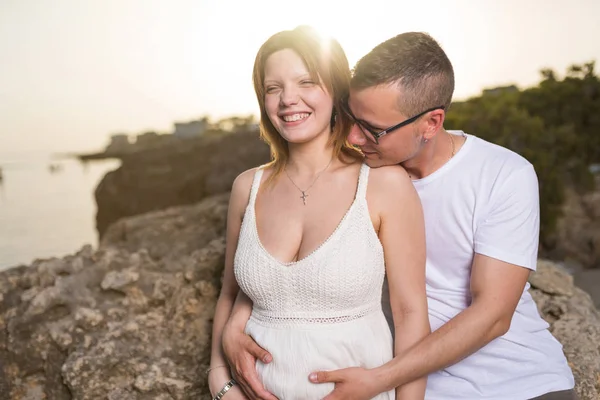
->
xmin=411 ymin=132 xmax=574 ymax=399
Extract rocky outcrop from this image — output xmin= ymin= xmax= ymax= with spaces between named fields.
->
xmin=1 ymin=194 xmax=599 ymax=399
xmin=94 ymin=130 xmax=269 ymax=238
xmin=547 ymin=179 xmax=600 ymax=269
xmin=0 ymin=194 xmax=229 ymax=400
xmin=529 ymin=260 xmax=600 ymax=399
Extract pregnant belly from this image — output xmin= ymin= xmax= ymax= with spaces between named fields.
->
xmin=244 ymin=310 xmax=393 ymax=400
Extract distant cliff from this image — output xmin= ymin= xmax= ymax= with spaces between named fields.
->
xmin=94 ymin=130 xmax=270 ymax=238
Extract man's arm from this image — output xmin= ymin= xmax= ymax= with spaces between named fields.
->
xmin=308 ymin=166 xmax=430 ymax=400
xmin=373 ymin=255 xmax=531 ymax=391
xmin=222 ymin=291 xmax=276 ymax=400
xmin=311 ymin=163 xmax=540 ymax=398
xmin=311 ymin=255 xmax=531 ymax=397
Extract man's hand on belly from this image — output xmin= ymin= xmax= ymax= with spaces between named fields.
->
xmin=222 ymin=321 xmax=278 ymax=400
xmin=309 ymin=367 xmax=383 ymax=400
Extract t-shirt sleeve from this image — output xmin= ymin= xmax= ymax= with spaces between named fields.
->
xmin=474 ymin=163 xmax=540 ymax=270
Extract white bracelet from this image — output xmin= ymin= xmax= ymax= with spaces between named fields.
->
xmin=213 ymin=379 xmax=236 ymax=400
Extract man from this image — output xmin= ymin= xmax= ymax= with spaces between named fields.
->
xmin=222 ymin=32 xmax=576 ymax=400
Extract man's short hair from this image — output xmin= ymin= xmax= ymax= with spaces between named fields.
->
xmin=351 ymin=32 xmax=455 ymax=116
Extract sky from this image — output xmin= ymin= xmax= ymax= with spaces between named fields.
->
xmin=1 ymin=0 xmax=599 ymax=155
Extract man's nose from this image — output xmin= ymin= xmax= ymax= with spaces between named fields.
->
xmin=348 ymin=124 xmax=367 ymax=146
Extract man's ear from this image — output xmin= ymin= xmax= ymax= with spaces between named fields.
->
xmin=423 ymin=109 xmax=445 ymax=140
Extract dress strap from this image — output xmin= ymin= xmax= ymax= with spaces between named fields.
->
xmin=355 ymin=163 xmax=370 ymax=200
xmin=248 ymin=167 xmax=265 ymax=207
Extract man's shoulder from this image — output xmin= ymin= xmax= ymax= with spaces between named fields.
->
xmin=460 ymin=132 xmax=533 ymax=174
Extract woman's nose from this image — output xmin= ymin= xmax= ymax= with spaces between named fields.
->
xmin=279 ymin=87 xmax=300 ymax=106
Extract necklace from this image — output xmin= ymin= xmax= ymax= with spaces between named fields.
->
xmin=284 ymin=158 xmax=333 ymax=205
xmin=448 ymin=131 xmax=456 ymax=158
xmin=409 ymin=131 xmax=457 ymax=179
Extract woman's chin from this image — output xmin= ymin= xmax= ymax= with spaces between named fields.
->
xmin=280 ymin=128 xmax=330 ymax=145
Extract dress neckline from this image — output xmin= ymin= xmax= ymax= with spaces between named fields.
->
xmin=251 ymin=164 xmax=368 ymax=267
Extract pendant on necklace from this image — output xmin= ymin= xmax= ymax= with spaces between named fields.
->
xmin=300 ymin=191 xmax=308 ymax=205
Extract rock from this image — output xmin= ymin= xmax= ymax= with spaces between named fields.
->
xmin=546 ymin=183 xmax=600 ymax=270
xmin=540 ymin=180 xmax=600 ymax=308
xmin=0 ymin=194 xmax=598 ymax=399
xmin=529 ymin=260 xmax=600 ymax=399
xmin=100 ymin=193 xmax=229 ymax=265
xmin=0 ymin=195 xmax=228 ymax=399
xmin=95 ymin=130 xmax=269 ymax=238
xmin=74 ymin=307 xmax=104 ymax=329
xmin=529 ymin=260 xmax=574 ymax=296
xmin=100 ymin=268 xmax=140 ymax=291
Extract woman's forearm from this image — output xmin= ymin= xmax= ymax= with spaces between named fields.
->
xmin=393 ymin=311 xmax=430 ymax=399
xmin=209 ymin=289 xmax=239 ymax=369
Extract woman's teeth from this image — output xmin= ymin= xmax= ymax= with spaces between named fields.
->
xmin=282 ymin=113 xmax=309 ymax=122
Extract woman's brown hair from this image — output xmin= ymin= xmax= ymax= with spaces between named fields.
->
xmin=252 ymin=26 xmax=362 ymax=181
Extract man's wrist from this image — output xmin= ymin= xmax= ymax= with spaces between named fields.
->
xmin=371 ymin=364 xmax=398 ymax=393
xmin=223 ymin=315 xmax=247 ymax=342
xmin=227 ymin=312 xmax=248 ymax=332
xmin=222 ymin=322 xmax=247 ymax=361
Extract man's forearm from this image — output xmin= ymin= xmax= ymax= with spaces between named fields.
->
xmin=374 ymin=303 xmax=509 ymax=391
xmin=211 ymin=291 xmax=252 ymax=369
xmin=221 ymin=290 xmax=277 ymax=400
xmin=228 ymin=291 xmax=253 ymax=329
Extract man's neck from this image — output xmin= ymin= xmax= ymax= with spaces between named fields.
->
xmin=403 ymin=130 xmax=464 ymax=180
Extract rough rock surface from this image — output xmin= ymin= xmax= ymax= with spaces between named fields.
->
xmin=0 ymin=194 xmax=228 ymax=399
xmin=1 ymin=194 xmax=598 ymax=399
xmin=529 ymin=260 xmax=600 ymax=399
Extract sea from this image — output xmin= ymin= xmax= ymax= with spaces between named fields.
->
xmin=0 ymin=151 xmax=120 ymax=270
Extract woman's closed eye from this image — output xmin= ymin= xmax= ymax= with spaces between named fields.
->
xmin=265 ymin=85 xmax=280 ymax=94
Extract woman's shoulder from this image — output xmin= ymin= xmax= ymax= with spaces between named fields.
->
xmin=232 ymin=167 xmax=260 ymax=189
xmin=366 ymin=165 xmax=420 ymax=217
xmin=367 ymin=164 xmax=411 ymax=193
xmin=231 ymin=167 xmax=254 ymax=190
xmin=230 ymin=166 xmax=268 ymax=205
xmin=232 ymin=162 xmax=277 ymax=192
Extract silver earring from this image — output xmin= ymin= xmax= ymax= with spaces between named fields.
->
xmin=424 ymin=138 xmax=429 ymax=143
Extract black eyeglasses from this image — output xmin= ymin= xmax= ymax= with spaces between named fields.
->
xmin=342 ymin=101 xmax=445 ymax=144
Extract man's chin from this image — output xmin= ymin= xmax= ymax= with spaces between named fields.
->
xmin=362 ymin=157 xmax=385 ymax=168
xmin=363 ymin=155 xmax=403 ymax=169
